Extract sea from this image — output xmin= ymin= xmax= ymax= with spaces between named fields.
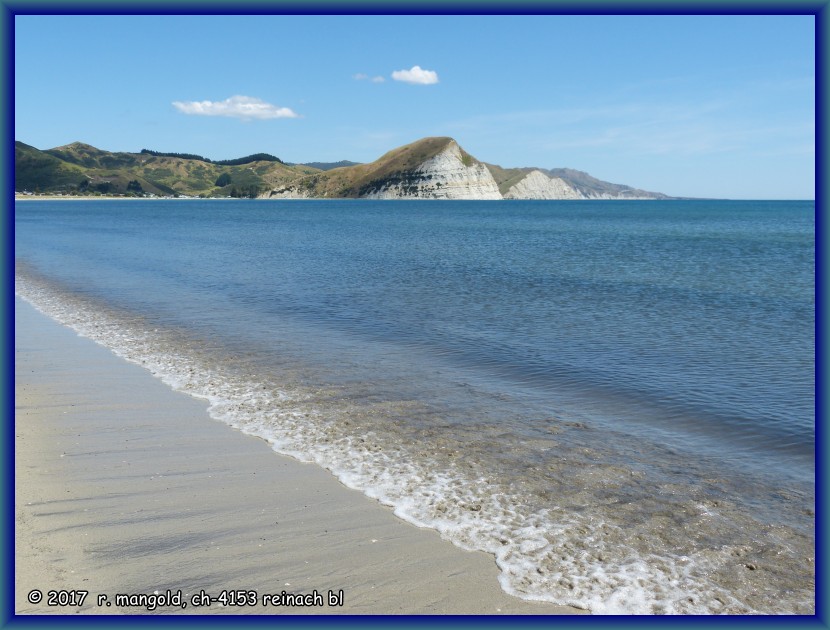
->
xmin=14 ymin=198 xmax=815 ymax=615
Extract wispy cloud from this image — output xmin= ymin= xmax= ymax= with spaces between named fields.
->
xmin=441 ymin=98 xmax=811 ymax=159
xmin=353 ymin=73 xmax=386 ymax=83
xmin=172 ymin=95 xmax=299 ymax=120
xmin=391 ymin=65 xmax=439 ymax=85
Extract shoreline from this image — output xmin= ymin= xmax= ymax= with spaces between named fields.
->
xmin=14 ymin=297 xmax=583 ymax=616
xmin=14 ymin=194 xmax=226 ymax=201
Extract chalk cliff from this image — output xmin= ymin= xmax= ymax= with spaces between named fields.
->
xmin=261 ymin=187 xmax=311 ymax=199
xmin=503 ymin=170 xmax=583 ymax=200
xmin=363 ymin=141 xmax=502 ymax=200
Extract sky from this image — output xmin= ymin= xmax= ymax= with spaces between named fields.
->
xmin=14 ymin=14 xmax=815 ymax=199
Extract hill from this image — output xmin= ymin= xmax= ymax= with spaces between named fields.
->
xmin=15 ymin=141 xmax=319 ymax=198
xmin=267 ymin=137 xmax=499 ymax=199
xmin=15 ymin=138 xmax=672 ymax=200
xmin=14 ymin=141 xmax=91 ymax=192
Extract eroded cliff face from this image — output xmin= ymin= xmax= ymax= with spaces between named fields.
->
xmin=504 ymin=170 xmax=584 ymax=200
xmin=363 ymin=141 xmax=503 ymax=200
xmin=259 ymin=187 xmax=310 ymax=199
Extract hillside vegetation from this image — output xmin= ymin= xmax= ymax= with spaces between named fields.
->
xmin=15 ymin=141 xmax=318 ymax=198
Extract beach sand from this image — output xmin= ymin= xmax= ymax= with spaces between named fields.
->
xmin=14 ymin=297 xmax=583 ymax=615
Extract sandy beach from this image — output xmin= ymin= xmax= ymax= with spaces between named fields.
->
xmin=14 ymin=297 xmax=583 ymax=616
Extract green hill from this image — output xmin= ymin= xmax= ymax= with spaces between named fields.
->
xmin=14 ymin=141 xmax=318 ymax=198
xmin=15 ymin=141 xmax=90 ymax=192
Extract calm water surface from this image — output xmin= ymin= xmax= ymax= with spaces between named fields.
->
xmin=15 ymin=199 xmax=815 ymax=614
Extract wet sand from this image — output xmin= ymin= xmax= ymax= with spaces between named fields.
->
xmin=14 ymin=297 xmax=584 ymax=615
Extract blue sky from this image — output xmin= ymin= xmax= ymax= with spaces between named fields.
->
xmin=15 ymin=14 xmax=815 ymax=199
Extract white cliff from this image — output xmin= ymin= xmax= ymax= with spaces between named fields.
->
xmin=260 ymin=187 xmax=310 ymax=199
xmin=363 ymin=141 xmax=502 ymax=200
xmin=504 ymin=170 xmax=584 ymax=200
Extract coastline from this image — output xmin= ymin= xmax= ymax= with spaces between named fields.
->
xmin=14 ymin=296 xmax=583 ymax=616
xmin=14 ymin=194 xmax=216 ymax=201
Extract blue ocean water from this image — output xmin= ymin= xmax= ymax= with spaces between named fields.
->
xmin=14 ymin=199 xmax=815 ymax=614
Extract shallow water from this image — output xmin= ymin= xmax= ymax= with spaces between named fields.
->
xmin=15 ymin=199 xmax=815 ymax=614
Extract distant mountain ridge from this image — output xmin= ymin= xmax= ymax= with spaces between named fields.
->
xmin=543 ymin=167 xmax=671 ymax=199
xmin=15 ymin=137 xmax=672 ymax=200
xmin=294 ymin=160 xmax=362 ymax=171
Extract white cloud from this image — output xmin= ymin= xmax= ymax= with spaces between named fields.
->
xmin=172 ymin=95 xmax=299 ymax=120
xmin=391 ymin=65 xmax=439 ymax=85
xmin=371 ymin=76 xmax=386 ymax=83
